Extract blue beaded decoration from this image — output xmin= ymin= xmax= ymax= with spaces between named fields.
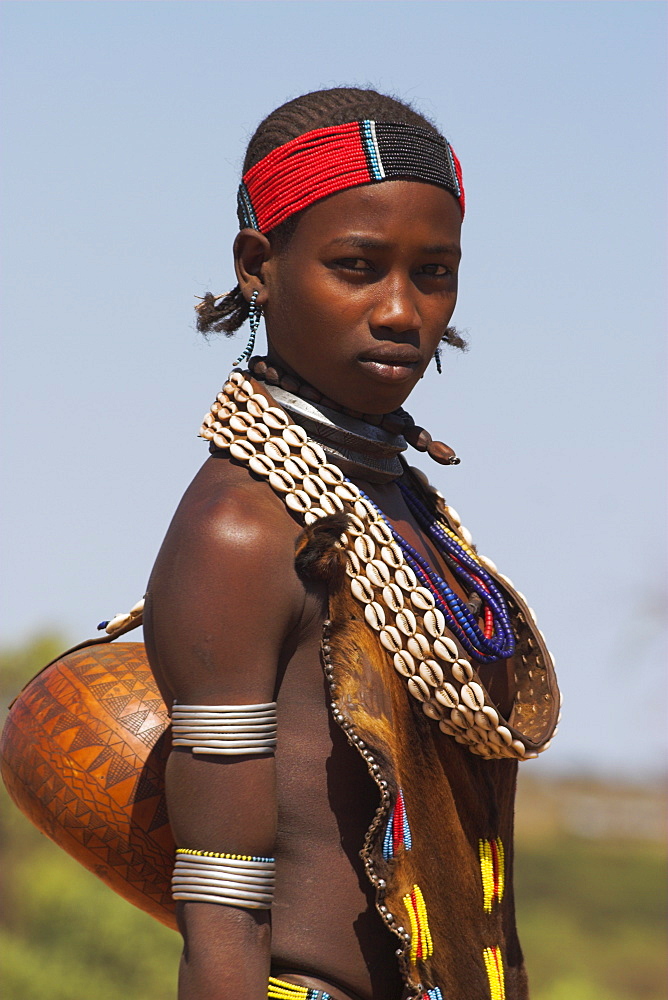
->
xmin=357 ymin=484 xmax=515 ymax=664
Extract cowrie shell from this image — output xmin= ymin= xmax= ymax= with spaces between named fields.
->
xmin=393 ymin=650 xmax=416 ymax=677
xmin=247 ymin=393 xmax=269 ymax=416
xmin=438 ymin=719 xmax=459 ymax=737
xmin=210 ymin=420 xmax=223 ymax=433
xmin=460 ymin=682 xmax=485 ymax=711
xmin=319 ymin=463 xmax=344 ymax=485
xmin=218 ymin=403 xmax=238 ymax=420
xmin=264 ymin=439 xmax=291 ymax=462
xmin=302 ymin=510 xmax=317 ymax=526
xmin=459 ymin=525 xmax=474 ymax=547
xmin=351 ymin=576 xmax=375 ymax=603
xmin=451 ymin=659 xmax=474 ymax=684
xmin=369 ymin=521 xmax=394 ymax=545
xmin=407 ymin=633 xmax=431 ymax=660
xmin=481 ymin=705 xmax=499 ymax=729
xmin=346 ymin=549 xmax=361 ymax=574
xmin=395 ymin=608 xmax=417 ymax=636
xmin=285 ymin=490 xmax=312 ymax=513
xmin=450 ymin=708 xmax=468 ymax=729
xmin=444 ymin=505 xmax=461 ymax=526
xmin=230 ymin=440 xmax=256 ymax=461
xmin=474 ymin=710 xmax=493 ymax=731
xmin=307 ymin=507 xmax=326 ymax=521
xmin=511 ymin=739 xmax=526 ymax=757
xmin=496 ymin=725 xmax=513 ymax=746
xmin=200 ymin=427 xmax=214 ymax=440
xmin=202 ymin=413 xmax=215 ymax=427
xmin=354 ymin=535 xmax=375 ymax=561
xmin=433 ymin=636 xmax=458 ymax=663
xmin=381 ymin=583 xmax=404 ymax=612
xmin=353 ymin=498 xmax=377 ymax=521
xmin=229 ymin=412 xmax=255 ymax=433
xmin=407 ymin=676 xmax=431 ymax=702
xmin=479 ymin=555 xmax=498 ymax=574
xmin=282 ymin=424 xmax=308 ymax=447
xmin=241 ymin=378 xmax=254 ymax=395
xmin=303 ymin=476 xmax=328 ymax=499
xmin=434 ymin=683 xmax=459 ymax=709
xmin=334 ymin=482 xmax=360 ymax=503
xmin=410 ymin=587 xmax=436 ymax=611
xmin=216 ymin=391 xmax=231 ymax=404
xmin=233 ymin=386 xmax=251 ymax=404
xmin=268 ymin=469 xmax=295 ymax=493
xmin=301 ymin=442 xmax=327 ymax=467
xmin=320 ymin=492 xmax=345 ymax=515
xmin=212 ymin=430 xmax=234 ymax=449
xmin=364 ymin=601 xmax=386 ymax=630
xmin=379 ymin=626 xmax=403 ymax=653
xmin=380 ymin=543 xmax=403 ymax=569
xmin=366 ymin=559 xmax=391 ymax=586
xmin=263 ymin=407 xmax=290 ymax=430
xmin=422 ymin=701 xmax=445 ymax=721
xmin=395 ymin=566 xmax=418 ymax=591
xmin=423 ymin=608 xmax=446 ymax=638
xmin=228 ymin=372 xmax=244 ymax=386
xmin=456 ymin=704 xmax=475 ymax=727
xmin=284 ymin=456 xmax=310 ymax=479
xmin=247 ymin=424 xmax=271 ymax=444
xmin=346 ymin=514 xmax=366 ymax=537
xmin=248 ymin=454 xmax=275 ymax=477
xmin=419 ymin=659 xmax=444 ymax=687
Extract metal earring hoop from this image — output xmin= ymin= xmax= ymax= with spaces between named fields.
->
xmin=233 ymin=290 xmax=262 ymax=367
xmin=434 ymin=348 xmax=443 ymax=375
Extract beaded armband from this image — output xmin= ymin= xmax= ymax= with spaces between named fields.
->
xmin=171 ymin=702 xmax=277 ymax=756
xmin=172 ymin=849 xmax=275 ymax=909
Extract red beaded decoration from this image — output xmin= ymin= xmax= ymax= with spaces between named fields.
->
xmin=238 ymin=120 xmax=465 ymax=234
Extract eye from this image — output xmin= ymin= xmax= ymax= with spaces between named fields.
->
xmin=334 ymin=258 xmax=374 ymax=272
xmin=420 ymin=264 xmax=452 ymax=277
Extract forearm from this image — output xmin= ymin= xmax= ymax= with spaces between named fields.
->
xmin=177 ymin=902 xmax=271 ymax=1000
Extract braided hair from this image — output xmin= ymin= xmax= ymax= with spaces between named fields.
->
xmin=197 ymin=87 xmax=466 ymax=351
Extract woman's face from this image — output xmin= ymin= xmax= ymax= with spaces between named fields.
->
xmin=255 ymin=179 xmax=462 ymax=414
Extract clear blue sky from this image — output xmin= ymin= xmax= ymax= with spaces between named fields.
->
xmin=1 ymin=1 xmax=665 ymax=779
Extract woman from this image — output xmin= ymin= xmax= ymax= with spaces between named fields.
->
xmin=144 ymin=87 xmax=559 ymax=1000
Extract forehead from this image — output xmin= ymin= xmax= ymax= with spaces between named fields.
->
xmin=288 ymin=180 xmax=462 ymax=250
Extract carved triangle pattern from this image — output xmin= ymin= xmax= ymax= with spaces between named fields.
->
xmin=0 ymin=642 xmax=176 ymax=924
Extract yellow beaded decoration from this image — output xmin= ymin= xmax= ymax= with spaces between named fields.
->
xmin=176 ymin=848 xmax=273 ymax=862
xmin=268 ymin=979 xmax=310 ymax=999
xmin=478 ymin=838 xmax=505 ymax=913
xmin=403 ymin=883 xmax=434 ymax=963
xmin=483 ymin=946 xmax=506 ymax=1000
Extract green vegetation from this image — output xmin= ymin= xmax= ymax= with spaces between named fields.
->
xmin=1 ymin=637 xmax=666 ymax=998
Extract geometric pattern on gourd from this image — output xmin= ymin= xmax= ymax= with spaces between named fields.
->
xmin=200 ymin=372 xmax=551 ymax=762
xmin=0 ymin=642 xmax=174 ymax=919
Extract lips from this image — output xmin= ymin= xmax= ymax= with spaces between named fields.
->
xmin=357 ymin=345 xmax=422 ymax=383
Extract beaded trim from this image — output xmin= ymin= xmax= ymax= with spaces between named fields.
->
xmin=199 ymin=372 xmax=559 ymax=761
xmin=479 ymin=838 xmax=505 ymax=914
xmin=238 ymin=120 xmax=465 ymax=234
xmin=382 ymin=788 xmax=412 ymax=860
xmin=171 ymin=702 xmax=277 ymax=756
xmin=403 ymin=883 xmax=434 ymax=963
xmin=172 ymin=849 xmax=275 ymax=909
xmin=268 ymin=978 xmax=331 ymax=1000
xmin=483 ymin=946 xmax=506 ymax=1000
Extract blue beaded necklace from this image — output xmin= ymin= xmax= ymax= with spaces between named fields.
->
xmin=357 ymin=483 xmax=515 ymax=664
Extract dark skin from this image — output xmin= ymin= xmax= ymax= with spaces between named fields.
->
xmin=144 ymin=180 xmax=489 ymax=1000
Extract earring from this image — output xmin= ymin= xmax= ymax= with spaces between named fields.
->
xmin=233 ymin=290 xmax=262 ymax=367
xmin=434 ymin=347 xmax=443 ymax=375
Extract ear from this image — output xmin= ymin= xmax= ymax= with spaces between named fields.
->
xmin=233 ymin=229 xmax=273 ymax=307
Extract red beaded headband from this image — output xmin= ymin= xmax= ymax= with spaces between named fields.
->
xmin=237 ymin=120 xmax=465 ymax=234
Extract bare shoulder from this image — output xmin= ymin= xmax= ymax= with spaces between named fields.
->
xmin=144 ymin=453 xmax=307 ymax=706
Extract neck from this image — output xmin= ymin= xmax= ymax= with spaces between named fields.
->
xmin=248 ymin=355 xmax=460 ymax=473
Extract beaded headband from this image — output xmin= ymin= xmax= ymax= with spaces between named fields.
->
xmin=237 ymin=120 xmax=465 ymax=234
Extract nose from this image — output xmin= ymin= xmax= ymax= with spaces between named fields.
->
xmin=369 ymin=274 xmax=421 ymax=336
